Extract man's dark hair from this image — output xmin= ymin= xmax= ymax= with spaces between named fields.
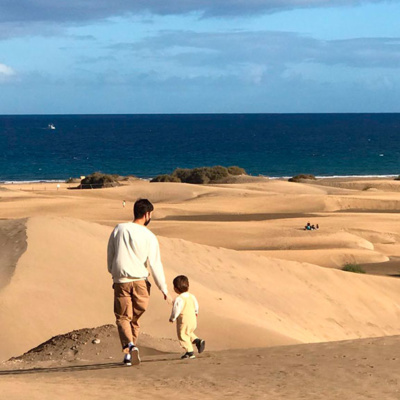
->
xmin=134 ymin=199 xmax=154 ymax=219
xmin=173 ymin=275 xmax=189 ymax=293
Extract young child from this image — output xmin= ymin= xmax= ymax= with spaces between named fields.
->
xmin=169 ymin=275 xmax=205 ymax=359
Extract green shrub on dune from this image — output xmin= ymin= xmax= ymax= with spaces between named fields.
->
xmin=206 ymin=166 xmax=229 ymax=181
xmin=228 ymin=166 xmax=246 ymax=175
xmin=151 ymin=174 xmax=181 ymax=183
xmin=175 ymin=166 xmax=228 ymax=184
xmin=341 ymin=263 xmax=366 ymax=274
xmin=184 ymin=166 xmax=227 ymax=183
xmin=288 ymin=174 xmax=317 ymax=182
xmin=171 ymin=168 xmax=192 ymax=182
xmin=183 ymin=168 xmax=211 ymax=184
xmin=79 ymin=172 xmax=120 ymax=188
xmin=151 ymin=165 xmax=247 ymax=184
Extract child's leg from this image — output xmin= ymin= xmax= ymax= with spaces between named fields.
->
xmin=189 ymin=331 xmax=198 ymax=343
xmin=177 ymin=322 xmax=194 ymax=352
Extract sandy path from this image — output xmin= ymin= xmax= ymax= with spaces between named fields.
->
xmin=1 ymin=335 xmax=400 ymax=400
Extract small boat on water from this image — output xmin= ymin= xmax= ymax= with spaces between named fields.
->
xmin=48 ymin=123 xmax=56 ymax=130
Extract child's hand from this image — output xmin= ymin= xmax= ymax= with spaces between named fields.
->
xmin=164 ymin=294 xmax=173 ymax=304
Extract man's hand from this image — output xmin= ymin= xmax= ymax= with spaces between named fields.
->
xmin=164 ymin=293 xmax=173 ymax=304
xmin=169 ymin=318 xmax=174 ymax=323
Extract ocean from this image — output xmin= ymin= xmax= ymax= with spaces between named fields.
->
xmin=1 ymin=113 xmax=400 ymax=182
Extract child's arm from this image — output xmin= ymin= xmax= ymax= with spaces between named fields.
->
xmin=169 ymin=297 xmax=184 ymax=323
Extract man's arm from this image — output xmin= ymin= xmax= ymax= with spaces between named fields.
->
xmin=148 ymin=235 xmax=168 ymax=296
xmin=107 ymin=230 xmax=115 ymax=274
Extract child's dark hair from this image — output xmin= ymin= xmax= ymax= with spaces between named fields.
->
xmin=173 ymin=275 xmax=189 ymax=293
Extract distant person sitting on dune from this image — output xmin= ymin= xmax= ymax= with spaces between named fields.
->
xmin=107 ymin=199 xmax=170 ymax=366
xmin=304 ymin=222 xmax=319 ymax=230
xmin=169 ymin=275 xmax=205 ymax=359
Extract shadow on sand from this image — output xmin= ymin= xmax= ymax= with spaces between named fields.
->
xmin=0 ymin=357 xmax=178 ymax=376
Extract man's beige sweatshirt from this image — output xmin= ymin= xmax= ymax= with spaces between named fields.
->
xmin=107 ymin=222 xmax=168 ymax=295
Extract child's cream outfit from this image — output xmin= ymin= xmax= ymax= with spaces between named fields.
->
xmin=170 ymin=292 xmax=199 ymax=352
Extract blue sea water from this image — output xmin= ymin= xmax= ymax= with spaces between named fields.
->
xmin=1 ymin=114 xmax=400 ymax=182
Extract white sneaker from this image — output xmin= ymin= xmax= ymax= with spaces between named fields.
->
xmin=131 ymin=346 xmax=141 ymax=364
xmin=123 ymin=354 xmax=132 ymax=366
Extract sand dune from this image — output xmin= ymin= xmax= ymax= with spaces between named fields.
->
xmin=154 ymin=222 xmax=377 ymax=251
xmin=2 ymin=177 xmax=400 ymax=398
xmin=315 ymin=177 xmax=400 ymax=192
xmin=2 ymin=215 xmax=400 ymax=363
xmin=325 ymin=194 xmax=400 ymax=212
xmin=255 ymin=248 xmax=389 ymax=269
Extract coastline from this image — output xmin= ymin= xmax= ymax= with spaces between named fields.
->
xmin=1 ymin=173 xmax=399 ymax=185
xmin=3 ymin=113 xmax=400 ymax=185
xmin=0 ymin=179 xmax=66 ymax=185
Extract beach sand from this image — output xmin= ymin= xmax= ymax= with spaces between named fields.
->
xmin=1 ymin=177 xmax=400 ymax=398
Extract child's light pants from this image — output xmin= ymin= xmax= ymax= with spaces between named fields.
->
xmin=177 ymin=315 xmax=198 ymax=352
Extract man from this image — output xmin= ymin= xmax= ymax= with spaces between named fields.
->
xmin=107 ymin=198 xmax=169 ymax=366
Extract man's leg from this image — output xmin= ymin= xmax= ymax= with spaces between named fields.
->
xmin=130 ymin=280 xmax=150 ymax=345
xmin=114 ymin=282 xmax=134 ymax=348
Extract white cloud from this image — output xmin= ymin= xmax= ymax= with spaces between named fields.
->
xmin=0 ymin=63 xmax=16 ymax=82
xmin=109 ymin=30 xmax=400 ymax=78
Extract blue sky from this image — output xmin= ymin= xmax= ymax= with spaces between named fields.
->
xmin=0 ymin=0 xmax=399 ymax=114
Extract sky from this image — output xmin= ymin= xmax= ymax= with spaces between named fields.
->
xmin=0 ymin=0 xmax=400 ymax=114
